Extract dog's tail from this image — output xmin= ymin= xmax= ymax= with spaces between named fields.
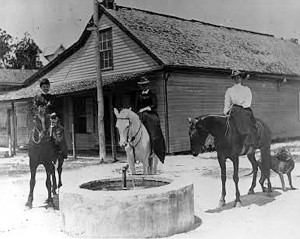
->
xmin=243 ymin=160 xmax=262 ymax=177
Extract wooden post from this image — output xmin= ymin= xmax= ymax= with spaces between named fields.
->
xmin=109 ymin=91 xmax=117 ymax=161
xmin=72 ymin=123 xmax=76 ymax=159
xmin=7 ymin=109 xmax=12 ymax=157
xmin=93 ymin=0 xmax=106 ymax=162
xmin=11 ymin=101 xmax=17 ymax=156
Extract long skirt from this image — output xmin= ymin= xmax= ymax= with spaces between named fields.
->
xmin=230 ymin=105 xmax=257 ymax=147
xmin=139 ymin=111 xmax=165 ymax=163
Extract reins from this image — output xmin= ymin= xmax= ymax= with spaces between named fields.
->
xmin=30 ymin=125 xmax=43 ymax=144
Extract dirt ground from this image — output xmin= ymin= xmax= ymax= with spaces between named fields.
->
xmin=0 ymin=142 xmax=300 ymax=239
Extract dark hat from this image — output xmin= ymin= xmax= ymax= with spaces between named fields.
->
xmin=50 ymin=112 xmax=57 ymax=119
xmin=231 ymin=69 xmax=242 ymax=78
xmin=40 ymin=78 xmax=50 ymax=87
xmin=137 ymin=77 xmax=150 ymax=85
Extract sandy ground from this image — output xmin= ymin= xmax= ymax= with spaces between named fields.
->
xmin=0 ymin=142 xmax=300 ymax=239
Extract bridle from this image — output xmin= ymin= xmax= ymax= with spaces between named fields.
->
xmin=117 ymin=117 xmax=142 ymax=148
xmin=30 ymin=124 xmax=43 ymax=144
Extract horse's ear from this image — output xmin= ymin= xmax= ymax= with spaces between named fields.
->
xmin=188 ymin=117 xmax=192 ymax=124
xmin=113 ymin=108 xmax=119 ymax=117
xmin=128 ymin=107 xmax=132 ymax=111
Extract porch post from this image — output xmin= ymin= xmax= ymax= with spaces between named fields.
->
xmin=11 ymin=101 xmax=17 ymax=156
xmin=93 ymin=0 xmax=106 ymax=162
xmin=109 ymin=90 xmax=117 ymax=161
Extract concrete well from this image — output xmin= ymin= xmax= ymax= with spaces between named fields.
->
xmin=59 ymin=176 xmax=194 ymax=238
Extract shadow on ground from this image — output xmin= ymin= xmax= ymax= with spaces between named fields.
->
xmin=205 ymin=190 xmax=281 ymax=213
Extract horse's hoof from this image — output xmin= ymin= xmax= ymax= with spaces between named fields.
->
xmin=283 ymin=187 xmax=287 ymax=192
xmin=218 ymin=200 xmax=226 ymax=208
xmin=291 ymin=187 xmax=296 ymax=190
xmin=25 ymin=202 xmax=32 ymax=210
xmin=58 ymin=183 xmax=62 ymax=188
xmin=248 ymin=189 xmax=255 ymax=195
xmin=234 ymin=201 xmax=242 ymax=208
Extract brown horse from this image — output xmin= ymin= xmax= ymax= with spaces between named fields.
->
xmin=188 ymin=114 xmax=272 ymax=208
xmin=25 ymin=107 xmax=61 ymax=209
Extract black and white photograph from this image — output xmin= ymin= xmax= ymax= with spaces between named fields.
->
xmin=0 ymin=0 xmax=300 ymax=238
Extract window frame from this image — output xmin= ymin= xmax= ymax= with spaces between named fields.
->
xmin=99 ymin=27 xmax=113 ymax=71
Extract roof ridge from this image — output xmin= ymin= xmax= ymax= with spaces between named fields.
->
xmin=116 ymin=5 xmax=274 ymax=38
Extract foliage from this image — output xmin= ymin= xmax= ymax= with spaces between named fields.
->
xmin=0 ymin=30 xmax=42 ymax=69
xmin=0 ymin=28 xmax=13 ymax=68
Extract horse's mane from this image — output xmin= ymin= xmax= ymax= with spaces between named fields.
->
xmin=119 ymin=108 xmax=139 ymax=121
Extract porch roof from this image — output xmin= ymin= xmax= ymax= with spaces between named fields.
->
xmin=0 ymin=69 xmax=159 ymax=102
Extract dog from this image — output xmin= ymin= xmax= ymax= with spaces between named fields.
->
xmin=258 ymin=147 xmax=295 ymax=191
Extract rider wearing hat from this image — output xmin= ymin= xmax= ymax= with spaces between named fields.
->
xmin=224 ymin=70 xmax=257 ymax=154
xmin=33 ymin=78 xmax=56 ymax=114
xmin=30 ymin=78 xmax=68 ymax=159
xmin=135 ymin=77 xmax=165 ymax=163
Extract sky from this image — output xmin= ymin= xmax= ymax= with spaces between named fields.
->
xmin=1 ymin=0 xmax=300 ymax=52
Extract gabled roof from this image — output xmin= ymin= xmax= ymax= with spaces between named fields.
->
xmin=2 ymin=2 xmax=300 ymax=102
xmin=0 ymin=69 xmax=37 ymax=86
xmin=103 ymin=5 xmax=300 ymax=76
xmin=43 ymin=44 xmax=65 ymax=57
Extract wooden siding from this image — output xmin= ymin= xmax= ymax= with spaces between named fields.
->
xmin=41 ymin=14 xmax=160 ymax=87
xmin=149 ymin=76 xmax=168 ymax=150
xmin=15 ymin=101 xmax=30 ymax=147
xmin=99 ymin=14 xmax=160 ymax=75
xmin=167 ymin=72 xmax=300 ymax=153
xmin=0 ymin=102 xmax=11 ymax=146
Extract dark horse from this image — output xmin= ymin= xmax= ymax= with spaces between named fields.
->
xmin=188 ymin=114 xmax=272 ymax=208
xmin=25 ymin=108 xmax=63 ymax=209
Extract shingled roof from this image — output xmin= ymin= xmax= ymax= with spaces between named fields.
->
xmin=105 ymin=5 xmax=300 ymax=75
xmin=0 ymin=69 xmax=36 ymax=85
xmin=2 ymin=3 xmax=300 ymax=102
xmin=0 ymin=69 xmax=160 ymax=101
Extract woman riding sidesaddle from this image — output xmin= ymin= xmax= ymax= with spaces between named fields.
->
xmin=135 ymin=77 xmax=165 ymax=163
xmin=223 ymin=70 xmax=258 ymax=155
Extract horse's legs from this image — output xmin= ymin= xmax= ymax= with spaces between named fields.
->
xmin=247 ymin=153 xmax=258 ymax=194
xmin=51 ymin=163 xmax=58 ymax=195
xmin=217 ymin=155 xmax=227 ymax=207
xmin=25 ymin=162 xmax=38 ymax=209
xmin=148 ymin=157 xmax=153 ymax=174
xmin=125 ymin=146 xmax=136 ymax=175
xmin=152 ymin=155 xmax=158 ymax=175
xmin=259 ymin=146 xmax=272 ymax=193
xmin=57 ymin=157 xmax=64 ymax=188
xmin=45 ymin=164 xmax=54 ymax=208
xmin=232 ymin=156 xmax=241 ymax=207
xmin=143 ymin=154 xmax=150 ymax=175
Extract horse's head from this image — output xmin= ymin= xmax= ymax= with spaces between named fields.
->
xmin=114 ymin=108 xmax=136 ymax=147
xmin=188 ymin=117 xmax=209 ymax=156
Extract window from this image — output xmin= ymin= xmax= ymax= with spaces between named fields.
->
xmin=99 ymin=28 xmax=113 ymax=70
xmin=73 ymin=97 xmax=95 ymax=133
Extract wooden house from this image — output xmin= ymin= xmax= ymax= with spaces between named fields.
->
xmin=1 ymin=0 xmax=300 ymax=154
xmin=0 ymin=69 xmax=36 ymax=149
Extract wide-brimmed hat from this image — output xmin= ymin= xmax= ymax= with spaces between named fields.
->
xmin=137 ymin=77 xmax=150 ymax=85
xmin=231 ymin=69 xmax=242 ymax=78
xmin=40 ymin=78 xmax=50 ymax=87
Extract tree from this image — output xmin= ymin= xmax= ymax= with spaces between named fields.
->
xmin=0 ymin=29 xmax=13 ymax=68
xmin=8 ymin=32 xmax=42 ymax=69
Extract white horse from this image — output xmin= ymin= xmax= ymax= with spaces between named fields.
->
xmin=114 ymin=108 xmax=159 ymax=175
